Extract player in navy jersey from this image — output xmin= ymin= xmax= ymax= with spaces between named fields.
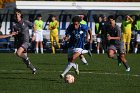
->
xmin=60 ymin=16 xmax=90 ymax=78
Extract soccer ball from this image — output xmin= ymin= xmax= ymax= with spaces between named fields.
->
xmin=65 ymin=74 xmax=75 ymax=84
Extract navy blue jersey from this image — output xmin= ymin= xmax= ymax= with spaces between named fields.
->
xmin=66 ymin=24 xmax=88 ymax=48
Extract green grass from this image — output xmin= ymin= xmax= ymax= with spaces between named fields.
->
xmin=0 ymin=53 xmax=140 ymax=93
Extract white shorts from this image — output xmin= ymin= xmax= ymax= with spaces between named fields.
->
xmin=136 ymin=34 xmax=140 ymax=42
xmin=97 ymin=37 xmax=101 ymax=42
xmin=36 ymin=30 xmax=43 ymax=42
xmin=68 ymin=48 xmax=83 ymax=58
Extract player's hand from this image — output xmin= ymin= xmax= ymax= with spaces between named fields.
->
xmin=107 ymin=34 xmax=111 ymax=40
xmin=11 ymin=32 xmax=18 ymax=36
xmin=51 ymin=26 xmax=55 ymax=29
xmin=32 ymin=36 xmax=36 ymax=41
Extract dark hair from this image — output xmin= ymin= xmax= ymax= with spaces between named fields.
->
xmin=72 ymin=16 xmax=81 ymax=23
xmin=14 ymin=8 xmax=23 ymax=19
xmin=108 ymin=15 xmax=116 ymax=21
xmin=37 ymin=14 xmax=42 ymax=17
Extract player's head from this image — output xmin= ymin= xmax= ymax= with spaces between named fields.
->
xmin=79 ymin=14 xmax=85 ymax=20
xmin=108 ymin=16 xmax=116 ymax=26
xmin=37 ymin=14 xmax=42 ymax=20
xmin=103 ymin=15 xmax=107 ymax=21
xmin=72 ymin=16 xmax=81 ymax=29
xmin=98 ymin=16 xmax=102 ymax=22
xmin=14 ymin=8 xmax=23 ymax=21
xmin=51 ymin=15 xmax=56 ymax=21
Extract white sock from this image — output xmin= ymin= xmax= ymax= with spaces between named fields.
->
xmin=72 ymin=63 xmax=77 ymax=69
xmin=97 ymin=49 xmax=99 ymax=54
xmin=62 ymin=62 xmax=73 ymax=75
xmin=102 ymin=50 xmax=105 ymax=54
xmin=41 ymin=48 xmax=43 ymax=54
xmin=36 ymin=48 xmax=39 ymax=53
xmin=134 ymin=48 xmax=138 ymax=53
xmin=81 ymin=57 xmax=87 ymax=64
xmin=81 ymin=50 xmax=88 ymax=54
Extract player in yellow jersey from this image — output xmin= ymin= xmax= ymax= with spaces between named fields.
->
xmin=48 ymin=15 xmax=60 ymax=54
xmin=122 ymin=15 xmax=133 ymax=53
xmin=34 ymin=14 xmax=44 ymax=54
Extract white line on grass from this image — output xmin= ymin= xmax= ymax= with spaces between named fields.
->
xmin=0 ymin=69 xmax=139 ymax=77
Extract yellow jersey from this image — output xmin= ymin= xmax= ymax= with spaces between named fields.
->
xmin=34 ymin=20 xmax=43 ymax=31
xmin=122 ymin=20 xmax=133 ymax=34
xmin=48 ymin=20 xmax=59 ymax=35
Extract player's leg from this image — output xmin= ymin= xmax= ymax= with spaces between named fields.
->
xmin=40 ymin=31 xmax=44 ymax=54
xmin=54 ymin=35 xmax=60 ymax=49
xmin=35 ymin=32 xmax=39 ymax=54
xmin=50 ymin=35 xmax=55 ymax=54
xmin=120 ymin=53 xmax=130 ymax=71
xmin=16 ymin=46 xmax=36 ymax=74
xmin=126 ymin=33 xmax=131 ymax=53
xmin=79 ymin=54 xmax=88 ymax=65
xmin=60 ymin=48 xmax=81 ymax=78
xmin=122 ymin=33 xmax=127 ymax=52
xmin=97 ymin=37 xmax=101 ymax=54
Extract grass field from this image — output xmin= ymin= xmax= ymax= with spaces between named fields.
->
xmin=0 ymin=53 xmax=140 ymax=93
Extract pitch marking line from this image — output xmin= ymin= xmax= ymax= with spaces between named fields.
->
xmin=0 ymin=69 xmax=139 ymax=77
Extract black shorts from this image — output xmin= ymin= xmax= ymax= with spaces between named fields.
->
xmin=17 ymin=42 xmax=30 ymax=51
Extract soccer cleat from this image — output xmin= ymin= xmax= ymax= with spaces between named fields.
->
xmin=75 ymin=64 xmax=79 ymax=75
xmin=88 ymin=50 xmax=92 ymax=57
xmin=60 ymin=74 xmax=64 ymax=79
xmin=83 ymin=63 xmax=88 ymax=65
xmin=32 ymin=69 xmax=37 ymax=74
xmin=126 ymin=67 xmax=130 ymax=72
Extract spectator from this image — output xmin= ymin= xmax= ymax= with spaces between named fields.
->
xmin=121 ymin=15 xmax=133 ymax=53
xmin=33 ymin=14 xmax=44 ymax=54
xmin=48 ymin=15 xmax=60 ymax=54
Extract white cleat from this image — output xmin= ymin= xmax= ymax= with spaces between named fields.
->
xmin=126 ymin=67 xmax=130 ymax=72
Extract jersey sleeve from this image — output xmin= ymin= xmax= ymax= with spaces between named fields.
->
xmin=25 ymin=20 xmax=33 ymax=27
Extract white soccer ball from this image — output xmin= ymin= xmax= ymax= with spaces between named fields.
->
xmin=65 ymin=74 xmax=75 ymax=84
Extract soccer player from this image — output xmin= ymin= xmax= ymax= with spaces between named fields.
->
xmin=107 ymin=16 xmax=130 ymax=72
xmin=34 ymin=14 xmax=44 ymax=54
xmin=79 ymin=14 xmax=92 ymax=65
xmin=12 ymin=9 xmax=37 ymax=74
xmin=95 ymin=16 xmax=104 ymax=54
xmin=48 ymin=15 xmax=60 ymax=54
xmin=134 ymin=16 xmax=140 ymax=53
xmin=122 ymin=15 xmax=133 ymax=53
xmin=60 ymin=16 xmax=90 ymax=78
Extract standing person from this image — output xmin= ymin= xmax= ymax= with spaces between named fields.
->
xmin=79 ymin=14 xmax=92 ymax=65
xmin=12 ymin=9 xmax=37 ymax=74
xmin=100 ymin=15 xmax=109 ymax=53
xmin=48 ymin=15 xmax=60 ymax=54
xmin=107 ymin=16 xmax=130 ymax=72
xmin=60 ymin=16 xmax=90 ymax=78
xmin=122 ymin=15 xmax=133 ymax=53
xmin=134 ymin=16 xmax=140 ymax=53
xmin=34 ymin=14 xmax=44 ymax=54
xmin=95 ymin=16 xmax=104 ymax=54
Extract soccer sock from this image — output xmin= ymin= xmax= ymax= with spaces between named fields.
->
xmin=41 ymin=48 xmax=43 ymax=54
xmin=81 ymin=57 xmax=87 ymax=64
xmin=127 ymin=44 xmax=130 ymax=53
xmin=134 ymin=48 xmax=138 ymax=53
xmin=81 ymin=50 xmax=88 ymax=54
xmin=62 ymin=62 xmax=73 ymax=75
xmin=97 ymin=49 xmax=99 ymax=54
xmin=28 ymin=62 xmax=36 ymax=71
xmin=36 ymin=48 xmax=39 ymax=53
xmin=122 ymin=61 xmax=129 ymax=69
xmin=102 ymin=49 xmax=105 ymax=54
xmin=52 ymin=46 xmax=55 ymax=54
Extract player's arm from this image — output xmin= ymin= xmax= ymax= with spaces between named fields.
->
xmin=107 ymin=26 xmax=121 ymax=41
xmin=32 ymin=21 xmax=37 ymax=41
xmin=0 ymin=32 xmax=17 ymax=39
xmin=127 ymin=16 xmax=134 ymax=23
xmin=88 ymin=28 xmax=93 ymax=44
xmin=48 ymin=23 xmax=52 ymax=30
